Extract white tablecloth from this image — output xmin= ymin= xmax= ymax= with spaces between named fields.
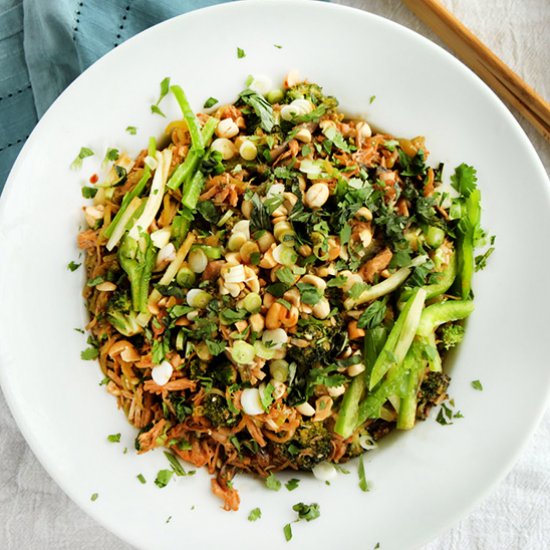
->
xmin=1 ymin=1 xmax=548 ymax=548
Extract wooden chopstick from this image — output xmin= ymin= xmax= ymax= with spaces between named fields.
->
xmin=403 ymin=0 xmax=550 ymax=142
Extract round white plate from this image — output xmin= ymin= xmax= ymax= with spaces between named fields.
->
xmin=1 ymin=1 xmax=549 ymax=549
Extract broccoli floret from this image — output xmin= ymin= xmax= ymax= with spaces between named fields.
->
xmin=284 ymin=421 xmax=332 ymax=470
xmin=107 ymin=291 xmax=142 ymax=336
xmin=417 ymin=372 xmax=450 ymax=420
xmin=439 ymin=323 xmax=465 ymax=350
xmin=202 ymin=392 xmax=238 ymax=427
xmin=286 ymin=83 xmax=325 ymax=104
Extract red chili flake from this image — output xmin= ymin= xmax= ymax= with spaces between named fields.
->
xmin=89 ymin=173 xmax=99 ymax=184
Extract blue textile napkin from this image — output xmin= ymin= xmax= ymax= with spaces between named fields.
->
xmin=0 ymin=0 xmax=235 ymax=191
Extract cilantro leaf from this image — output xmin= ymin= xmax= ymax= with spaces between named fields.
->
xmin=265 ymin=472 xmax=282 ymax=491
xmin=126 ymin=126 xmax=137 ymax=135
xmin=276 ymin=266 xmax=296 ymax=285
xmin=90 ymin=493 xmax=98 ymax=502
xmin=103 ymin=147 xmax=119 ymax=166
xmin=357 ymin=301 xmax=386 ymax=329
xmin=292 ymin=502 xmax=320 ymax=522
xmin=107 ymin=433 xmax=121 ymax=443
xmin=471 ymin=379 xmax=483 ymax=391
xmin=248 ymin=507 xmax=262 ymax=521
xmin=67 ymin=261 xmax=81 ymax=272
xmin=451 ymin=163 xmax=478 ymax=197
xmin=81 ymin=186 xmax=97 ymax=199
xmin=237 ymin=47 xmax=246 ymax=58
xmin=285 ymin=478 xmax=300 ymax=491
xmin=137 ymin=473 xmax=146 ymax=484
xmin=70 ymin=147 xmax=94 ymax=170
xmin=81 ymin=347 xmax=99 ymax=360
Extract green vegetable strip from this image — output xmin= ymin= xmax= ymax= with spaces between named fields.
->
xmin=106 ymin=197 xmax=145 ymax=251
xmin=170 ymin=85 xmax=205 ymax=153
xmin=369 ymin=288 xmax=426 ymax=390
xmin=416 ymin=300 xmax=475 ymax=337
xmin=401 ymin=250 xmax=456 ymax=304
xmin=181 ymin=170 xmax=205 ymax=211
xmin=148 ymin=136 xmax=157 ymax=157
xmin=334 ymin=327 xmax=387 ymax=439
xmin=396 ymin=342 xmax=426 ymax=430
xmin=166 ymin=117 xmax=218 ymax=191
xmin=171 ymin=211 xmax=191 ymax=248
xmin=456 ymin=189 xmax=481 ymax=299
xmin=104 ymin=166 xmax=151 ymax=242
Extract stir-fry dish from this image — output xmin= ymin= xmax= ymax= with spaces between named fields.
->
xmin=78 ymin=73 xmax=486 ymax=511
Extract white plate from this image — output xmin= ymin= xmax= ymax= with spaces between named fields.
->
xmin=1 ymin=1 xmax=549 ymax=549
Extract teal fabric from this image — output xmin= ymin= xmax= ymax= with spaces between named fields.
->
xmin=0 ymin=0 xmax=235 ymax=190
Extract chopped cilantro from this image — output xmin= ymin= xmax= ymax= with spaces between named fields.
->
xmin=125 ymin=126 xmax=137 ymax=135
xmin=90 ymin=493 xmax=98 ymax=502
xmin=107 ymin=433 xmax=121 ymax=443
xmin=203 ymin=97 xmax=218 ymax=109
xmin=81 ymin=186 xmax=97 ymax=199
xmin=237 ymin=47 xmax=246 ymax=58
xmin=260 ymin=383 xmax=275 ymax=412
xmin=357 ymin=300 xmax=386 ymax=330
xmin=70 ymin=147 xmax=94 ymax=170
xmin=137 ymin=473 xmax=146 ymax=484
xmin=248 ymin=507 xmax=262 ymax=521
xmin=86 ymin=276 xmax=105 ymax=287
xmin=348 ymin=282 xmax=370 ymax=300
xmin=296 ymin=282 xmax=323 ymax=305
xmin=80 ymin=347 xmax=99 ymax=360
xmin=165 ymin=515 xmax=172 ymax=523
xmin=285 ymin=478 xmax=300 ymax=491
xmin=205 ymin=339 xmax=226 ymax=356
xmin=74 ymin=327 xmax=85 ymax=334
xmin=369 ymin=95 xmax=376 ymax=104
xmin=265 ymin=472 xmax=282 ymax=491
xmin=154 ymin=469 xmax=174 ymax=488
xmin=67 ymin=261 xmax=81 ymax=272
xmin=292 ymin=502 xmax=320 ymax=522
xmin=451 ymin=163 xmax=478 ymax=197
xmin=151 ymin=77 xmax=171 ymax=117
xmin=103 ymin=147 xmax=119 ymax=165
xmin=471 ymin=380 xmax=483 ymax=391
xmin=327 ymin=275 xmax=348 ymax=288
xmin=274 ymin=44 xmax=283 ymax=49
xmin=275 ymin=266 xmax=296 ymax=285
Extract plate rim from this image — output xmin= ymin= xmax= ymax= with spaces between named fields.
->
xmin=1 ymin=1 xmax=549 ymax=549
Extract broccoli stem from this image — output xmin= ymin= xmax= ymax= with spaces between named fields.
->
xmin=334 ymin=327 xmax=387 ymax=439
xmin=170 ymin=85 xmax=205 ymax=153
xmin=103 ymin=166 xmax=151 ymax=242
xmin=166 ymin=117 xmax=218 ymax=191
xmin=369 ymin=288 xmax=427 ymax=390
xmin=455 ymin=189 xmax=481 ymax=299
xmin=181 ymin=170 xmax=205 ymax=211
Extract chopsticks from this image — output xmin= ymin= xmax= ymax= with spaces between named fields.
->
xmin=403 ymin=0 xmax=550 ymax=142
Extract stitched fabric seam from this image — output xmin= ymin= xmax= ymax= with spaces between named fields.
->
xmin=113 ymin=3 xmax=132 ymax=47
xmin=0 ymin=84 xmax=32 ymax=102
xmin=73 ymin=1 xmax=84 ymax=41
xmin=0 ymin=135 xmax=29 ymax=153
